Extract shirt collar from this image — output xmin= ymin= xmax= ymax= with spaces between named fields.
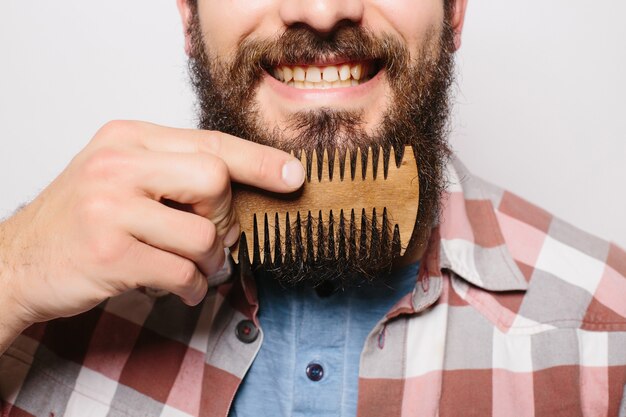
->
xmin=231 ymin=154 xmax=528 ymax=322
xmin=436 ymin=157 xmax=528 ymax=292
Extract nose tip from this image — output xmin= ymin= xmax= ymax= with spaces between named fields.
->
xmin=280 ymin=0 xmax=364 ymax=34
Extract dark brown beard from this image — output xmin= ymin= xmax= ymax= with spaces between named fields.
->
xmin=187 ymin=12 xmax=456 ymax=288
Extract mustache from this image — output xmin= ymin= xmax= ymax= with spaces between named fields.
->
xmin=228 ymin=25 xmax=410 ymax=84
xmin=188 ymin=12 xmax=456 ymax=287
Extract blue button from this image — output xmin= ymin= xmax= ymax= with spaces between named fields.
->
xmin=306 ymin=362 xmax=324 ymax=381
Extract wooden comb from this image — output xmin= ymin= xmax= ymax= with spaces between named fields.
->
xmin=230 ymin=146 xmax=419 ymax=268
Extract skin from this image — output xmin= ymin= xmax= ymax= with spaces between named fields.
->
xmin=0 ymin=0 xmax=468 ymax=355
xmin=0 ymin=124 xmax=305 ymax=354
xmin=180 ymin=0 xmax=467 ymax=136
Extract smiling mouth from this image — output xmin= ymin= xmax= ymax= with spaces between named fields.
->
xmin=267 ymin=60 xmax=381 ymax=89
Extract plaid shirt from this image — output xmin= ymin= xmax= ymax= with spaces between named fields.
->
xmin=2 ymin=157 xmax=626 ymax=417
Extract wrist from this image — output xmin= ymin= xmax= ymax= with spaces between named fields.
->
xmin=0 ymin=221 xmax=32 ymax=354
xmin=0 ymin=278 xmax=31 ymax=355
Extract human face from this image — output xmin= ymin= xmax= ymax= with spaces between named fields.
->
xmin=178 ymin=0 xmax=467 ymax=144
xmin=177 ymin=0 xmax=467 ymax=285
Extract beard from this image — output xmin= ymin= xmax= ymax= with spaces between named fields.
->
xmin=187 ymin=11 xmax=456 ymax=289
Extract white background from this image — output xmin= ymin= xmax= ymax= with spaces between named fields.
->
xmin=1 ymin=1 xmax=624 ymax=247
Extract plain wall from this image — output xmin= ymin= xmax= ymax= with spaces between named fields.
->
xmin=1 ymin=1 xmax=624 ymax=247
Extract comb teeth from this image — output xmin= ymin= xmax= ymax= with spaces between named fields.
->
xmin=237 ymin=207 xmax=401 ymax=268
xmin=302 ymin=145 xmax=406 ymax=182
xmin=231 ymin=145 xmax=419 ymax=267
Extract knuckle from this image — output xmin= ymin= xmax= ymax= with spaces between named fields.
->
xmin=194 ymin=219 xmax=217 ymax=254
xmin=88 ymin=234 xmax=126 ymax=266
xmin=174 ymin=260 xmax=198 ymax=290
xmin=254 ymin=151 xmax=271 ymax=182
xmin=198 ymin=130 xmax=223 ymax=155
xmin=82 ymin=148 xmax=132 ymax=181
xmin=96 ymin=120 xmax=137 ymax=142
xmin=77 ymin=194 xmax=116 ymax=223
xmin=199 ymin=156 xmax=230 ymax=197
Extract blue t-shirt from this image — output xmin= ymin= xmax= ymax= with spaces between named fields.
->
xmin=230 ymin=262 xmax=419 ymax=417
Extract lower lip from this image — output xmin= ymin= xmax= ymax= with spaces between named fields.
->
xmin=263 ymin=70 xmax=384 ymax=102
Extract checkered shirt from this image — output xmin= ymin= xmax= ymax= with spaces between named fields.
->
xmin=2 ymin=157 xmax=626 ymax=417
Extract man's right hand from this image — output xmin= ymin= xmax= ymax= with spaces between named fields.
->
xmin=0 ymin=120 xmax=304 ymax=349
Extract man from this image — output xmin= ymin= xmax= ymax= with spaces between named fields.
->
xmin=1 ymin=1 xmax=625 ymax=416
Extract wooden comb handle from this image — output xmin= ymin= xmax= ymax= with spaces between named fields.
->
xmin=230 ymin=146 xmax=419 ymax=267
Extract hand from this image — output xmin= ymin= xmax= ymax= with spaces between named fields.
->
xmin=0 ymin=120 xmax=304 ymax=332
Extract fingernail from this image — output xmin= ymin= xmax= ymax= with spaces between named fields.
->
xmin=282 ymin=159 xmax=305 ymax=188
xmin=223 ymin=223 xmax=240 ymax=247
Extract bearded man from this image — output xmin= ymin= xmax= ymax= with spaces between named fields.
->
xmin=1 ymin=1 xmax=625 ymax=416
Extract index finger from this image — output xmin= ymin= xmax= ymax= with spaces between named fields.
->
xmin=134 ymin=122 xmax=305 ymax=193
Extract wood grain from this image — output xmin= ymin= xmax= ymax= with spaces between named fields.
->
xmin=230 ymin=146 xmax=419 ymax=265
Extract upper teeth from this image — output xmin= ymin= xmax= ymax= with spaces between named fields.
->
xmin=272 ymin=63 xmax=369 ymax=89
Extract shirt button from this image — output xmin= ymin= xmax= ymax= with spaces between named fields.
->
xmin=306 ymin=362 xmax=324 ymax=382
xmin=235 ymin=320 xmax=259 ymax=344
